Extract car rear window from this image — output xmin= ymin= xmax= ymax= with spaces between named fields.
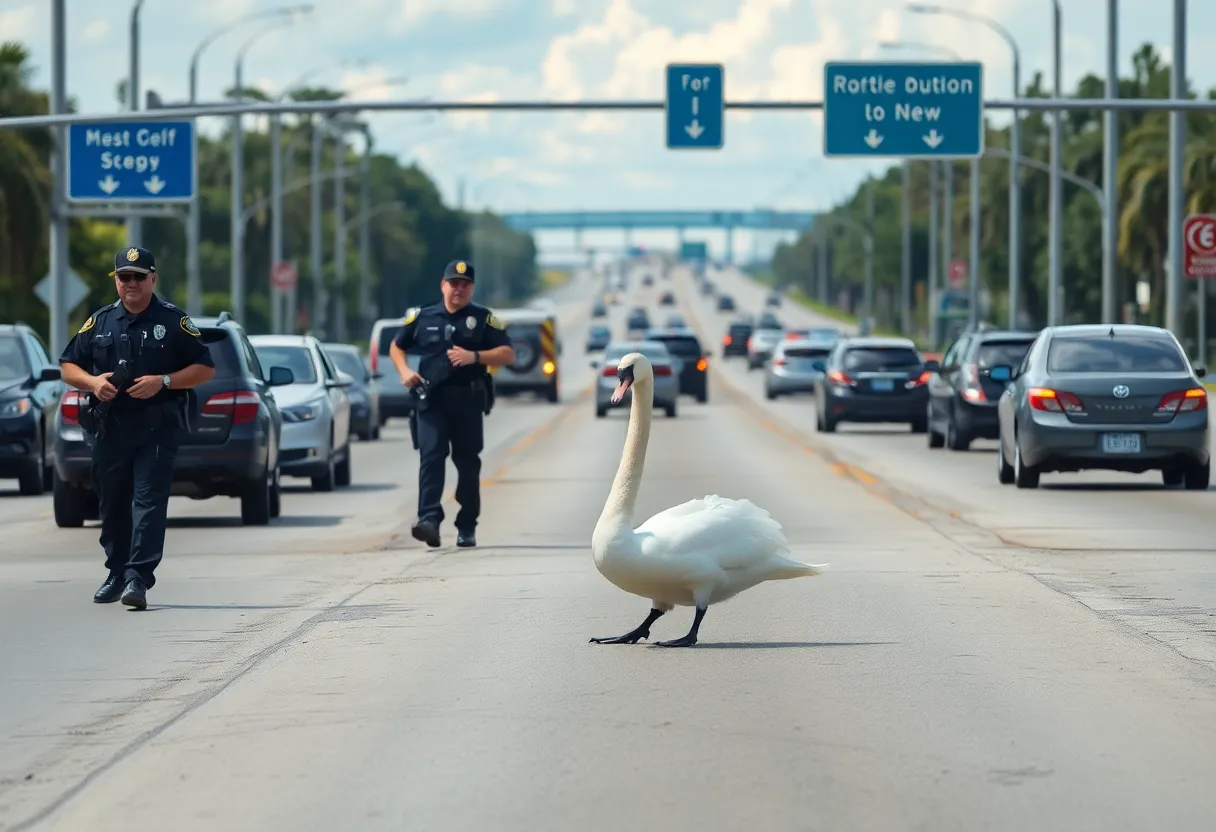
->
xmin=785 ymin=346 xmax=832 ymax=359
xmin=729 ymin=324 xmax=752 ymax=336
xmin=0 ymin=335 xmax=29 ymax=382
xmin=328 ymin=350 xmax=367 ymax=380
xmin=976 ymin=340 xmax=1035 ymax=369
xmin=377 ymin=325 xmax=401 ymax=355
xmin=1046 ymin=335 xmax=1187 ymax=373
xmin=651 ymin=336 xmax=701 ymax=357
xmin=253 ymin=345 xmax=318 ymax=384
xmin=201 ymin=330 xmax=243 ymax=378
xmin=843 ymin=347 xmax=922 ymax=371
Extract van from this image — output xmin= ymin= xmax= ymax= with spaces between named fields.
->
xmin=488 ymin=308 xmax=561 ymax=403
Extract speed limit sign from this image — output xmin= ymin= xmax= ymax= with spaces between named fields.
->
xmin=1183 ymin=215 xmax=1216 ymax=278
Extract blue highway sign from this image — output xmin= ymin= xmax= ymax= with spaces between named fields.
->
xmin=823 ymin=62 xmax=983 ymax=158
xmin=67 ymin=121 xmax=196 ymax=202
xmin=665 ymin=63 xmax=724 ymax=149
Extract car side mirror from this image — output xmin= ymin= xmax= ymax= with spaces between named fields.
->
xmin=371 ymin=371 xmax=383 ymax=380
xmin=1194 ymin=363 xmax=1207 ymax=379
xmin=923 ymin=359 xmax=940 ymax=373
xmin=38 ymin=366 xmax=62 ymax=382
xmin=328 ymin=370 xmax=355 ymax=388
xmin=267 ymin=365 xmax=294 ymax=386
xmin=987 ymin=364 xmax=1013 ymax=381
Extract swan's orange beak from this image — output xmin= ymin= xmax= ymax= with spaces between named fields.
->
xmin=610 ymin=378 xmax=631 ymax=403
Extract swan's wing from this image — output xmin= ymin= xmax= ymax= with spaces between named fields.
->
xmin=634 ymin=495 xmax=789 ymax=569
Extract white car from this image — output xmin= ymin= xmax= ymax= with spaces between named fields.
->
xmin=249 ymin=335 xmax=354 ymax=491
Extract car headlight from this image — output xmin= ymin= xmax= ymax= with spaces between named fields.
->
xmin=282 ymin=400 xmax=324 ymax=422
xmin=0 ymin=398 xmax=31 ymax=419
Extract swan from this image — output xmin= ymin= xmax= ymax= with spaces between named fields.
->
xmin=589 ymin=352 xmax=827 ymax=647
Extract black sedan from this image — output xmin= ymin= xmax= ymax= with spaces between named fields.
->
xmin=995 ymin=324 xmax=1210 ymax=489
xmin=815 ymin=337 xmax=935 ymax=433
xmin=0 ymin=324 xmax=63 ymax=495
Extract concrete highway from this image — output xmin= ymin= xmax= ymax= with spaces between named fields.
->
xmin=2 ymin=265 xmax=1216 ymax=830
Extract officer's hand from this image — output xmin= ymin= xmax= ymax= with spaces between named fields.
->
xmin=91 ymin=373 xmax=118 ymax=402
xmin=399 ymin=368 xmax=422 ymax=388
xmin=127 ymin=375 xmax=165 ymax=399
xmin=448 ymin=347 xmax=476 ymax=367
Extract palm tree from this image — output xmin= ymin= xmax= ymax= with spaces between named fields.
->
xmin=0 ymin=42 xmax=50 ymax=287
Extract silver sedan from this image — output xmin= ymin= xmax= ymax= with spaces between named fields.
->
xmin=764 ymin=339 xmax=833 ymax=399
xmin=593 ymin=340 xmax=680 ymax=418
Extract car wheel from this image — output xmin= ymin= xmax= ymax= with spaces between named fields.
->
xmin=1013 ymin=436 xmax=1040 ymax=489
xmin=697 ymin=389 xmax=707 ymax=404
xmin=269 ymin=466 xmax=282 ymax=518
xmin=1184 ymin=459 xmax=1211 ymax=490
xmin=1162 ymin=467 xmax=1184 ymax=487
xmin=17 ymin=460 xmax=42 ymax=496
xmin=818 ymin=411 xmax=837 ymax=433
xmin=335 ymin=450 xmax=352 ymax=487
xmin=240 ymin=468 xmax=272 ymax=525
xmin=52 ymin=471 xmax=86 ymax=528
xmin=996 ymin=434 xmax=1015 ymax=484
xmin=946 ymin=416 xmax=971 ymax=450
xmin=665 ymin=403 xmax=677 ymax=418
xmin=595 ymin=406 xmax=607 ymax=418
xmin=909 ymin=417 xmax=928 ymax=434
xmin=311 ymin=437 xmax=337 ymax=492
xmin=546 ymin=381 xmax=560 ymax=403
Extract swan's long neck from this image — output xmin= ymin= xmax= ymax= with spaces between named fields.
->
xmin=597 ymin=378 xmax=653 ymax=532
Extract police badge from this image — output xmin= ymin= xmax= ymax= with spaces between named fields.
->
xmin=153 ymin=324 xmax=165 ymax=340
xmin=466 ymin=315 xmax=476 ymax=329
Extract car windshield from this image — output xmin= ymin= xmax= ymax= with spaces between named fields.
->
xmin=976 ymin=340 xmax=1035 ymax=369
xmin=651 ymin=336 xmax=701 ymax=357
xmin=785 ymin=345 xmax=832 ymax=359
xmin=327 ymin=350 xmax=367 ymax=381
xmin=728 ymin=324 xmax=752 ymax=336
xmin=605 ymin=343 xmax=670 ymax=363
xmin=590 ymin=326 xmax=610 ymax=337
xmin=1046 ymin=335 xmax=1188 ymax=373
xmin=0 ymin=335 xmax=29 ymax=383
xmin=377 ymin=325 xmax=401 ymax=356
xmin=843 ymin=347 xmax=922 ymax=371
xmin=253 ymin=345 xmax=317 ymax=384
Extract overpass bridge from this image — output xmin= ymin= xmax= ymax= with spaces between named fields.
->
xmin=499 ymin=210 xmax=816 ymax=264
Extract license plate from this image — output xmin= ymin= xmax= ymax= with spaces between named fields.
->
xmin=870 ymin=379 xmax=894 ymax=391
xmin=1101 ymin=432 xmax=1141 ymax=453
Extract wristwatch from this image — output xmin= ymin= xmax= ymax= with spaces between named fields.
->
xmin=473 ymin=351 xmax=480 ymax=365
xmin=161 ymin=374 xmax=171 ymax=389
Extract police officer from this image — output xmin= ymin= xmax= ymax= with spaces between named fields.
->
xmin=389 ymin=259 xmax=515 ymax=548
xmin=58 ymin=247 xmax=216 ymax=609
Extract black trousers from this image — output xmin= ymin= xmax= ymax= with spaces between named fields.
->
xmin=90 ymin=425 xmax=179 ymax=588
xmin=415 ymin=386 xmax=484 ymax=530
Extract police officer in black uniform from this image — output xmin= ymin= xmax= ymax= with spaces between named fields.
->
xmin=59 ymin=247 xmax=216 ymax=609
xmin=389 ymin=259 xmax=515 ymax=548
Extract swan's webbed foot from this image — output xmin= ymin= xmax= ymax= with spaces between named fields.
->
xmin=590 ymin=608 xmax=664 ymax=645
xmin=654 ymin=606 xmax=706 ymax=648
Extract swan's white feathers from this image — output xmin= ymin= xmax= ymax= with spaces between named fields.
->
xmin=634 ymin=494 xmax=789 ymax=570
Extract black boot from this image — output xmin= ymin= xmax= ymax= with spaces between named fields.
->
xmin=411 ymin=518 xmax=441 ymax=547
xmin=93 ymin=574 xmax=123 ymax=604
xmin=120 ymin=578 xmax=148 ymax=610
xmin=456 ymin=529 xmax=476 ymax=548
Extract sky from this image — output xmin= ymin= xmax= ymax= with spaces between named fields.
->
xmin=3 ymin=0 xmax=1214 ymax=263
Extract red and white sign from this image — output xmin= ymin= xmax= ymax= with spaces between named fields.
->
xmin=947 ymin=258 xmax=967 ymax=289
xmin=270 ymin=261 xmax=298 ymax=290
xmin=1183 ymin=214 xmax=1216 ymax=278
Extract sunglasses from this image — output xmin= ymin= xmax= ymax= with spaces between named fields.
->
xmin=115 ymin=271 xmax=150 ymax=283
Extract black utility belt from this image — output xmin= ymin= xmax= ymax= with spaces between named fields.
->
xmin=85 ymin=402 xmax=177 ymax=430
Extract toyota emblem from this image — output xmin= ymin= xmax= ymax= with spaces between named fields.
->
xmin=1112 ymin=384 xmax=1130 ymax=398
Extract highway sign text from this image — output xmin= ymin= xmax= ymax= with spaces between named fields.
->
xmin=665 ymin=63 xmax=724 ymax=150
xmin=1184 ymin=214 xmax=1216 ymax=278
xmin=67 ymin=120 xmax=196 ymax=202
xmin=823 ymin=62 xmax=984 ymax=158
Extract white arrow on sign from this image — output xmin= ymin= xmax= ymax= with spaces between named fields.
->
xmin=691 ymin=96 xmax=699 ymax=116
xmin=685 ymin=120 xmax=705 ymax=139
xmin=34 ymin=269 xmax=90 ymax=313
xmin=97 ymin=175 xmax=119 ymax=194
xmin=144 ymin=175 xmax=166 ymax=194
xmin=923 ymin=130 xmax=944 ymax=148
xmin=863 ymin=129 xmax=883 ymax=148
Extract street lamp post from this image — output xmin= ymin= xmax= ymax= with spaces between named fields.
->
xmin=1102 ymin=0 xmax=1119 ymax=324
xmin=1049 ymin=0 xmax=1064 ymax=325
xmin=126 ymin=0 xmax=146 ymax=246
xmin=1166 ymin=0 xmax=1187 ymax=343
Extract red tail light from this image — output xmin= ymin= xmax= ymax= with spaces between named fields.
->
xmin=695 ymin=358 xmax=708 ymax=372
xmin=746 ymin=336 xmax=754 ymax=349
xmin=60 ymin=390 xmax=80 ymax=425
xmin=961 ymin=363 xmax=986 ymax=401
xmin=723 ymin=335 xmax=732 ymax=345
xmin=827 ymin=369 xmax=852 ymax=386
xmin=601 ymin=366 xmax=618 ymax=377
xmin=1028 ymin=387 xmax=1085 ymax=413
xmin=369 ymin=350 xmax=378 ymax=372
xmin=653 ymin=365 xmax=672 ymax=376
xmin=1156 ymin=387 xmax=1208 ymax=415
xmin=773 ymin=357 xmax=786 ymax=366
xmin=908 ymin=371 xmax=931 ymax=387
xmin=203 ymin=390 xmax=261 ymax=424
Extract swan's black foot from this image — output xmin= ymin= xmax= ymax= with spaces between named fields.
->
xmin=653 ymin=606 xmax=706 ymax=648
xmin=589 ymin=607 xmax=665 ymax=645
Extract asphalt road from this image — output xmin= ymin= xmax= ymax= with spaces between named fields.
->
xmin=3 ymin=265 xmax=1216 ymax=830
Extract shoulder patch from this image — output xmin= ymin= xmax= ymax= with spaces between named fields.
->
xmin=403 ymin=308 xmax=418 ymax=325
xmin=180 ymin=316 xmax=201 ymax=337
xmin=486 ymin=313 xmax=506 ymax=331
xmin=77 ymin=315 xmax=96 ymax=335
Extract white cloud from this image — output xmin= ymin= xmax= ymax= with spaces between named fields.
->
xmin=552 ymin=0 xmax=578 ymax=15
xmin=82 ymin=20 xmax=109 ymax=42
xmin=0 ymin=4 xmax=36 ymax=40
xmin=394 ymin=0 xmax=507 ymax=31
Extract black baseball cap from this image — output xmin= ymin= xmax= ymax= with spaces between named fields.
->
xmin=110 ymin=246 xmax=156 ymax=276
xmin=443 ymin=259 xmax=475 ymax=281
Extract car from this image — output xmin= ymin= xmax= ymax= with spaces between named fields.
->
xmin=249 ymin=334 xmax=354 ymax=491
xmin=52 ymin=312 xmax=292 ymax=527
xmin=815 ymin=337 xmax=934 ymax=433
xmin=782 ymin=328 xmax=812 ymax=341
xmin=659 ymin=291 xmax=675 ymax=306
xmin=643 ymin=328 xmax=708 ymax=403
xmin=716 ymin=294 xmax=736 ymax=312
xmin=642 ymin=275 xmax=654 ymax=287
xmin=626 ymin=307 xmax=651 ymax=332
xmin=665 ymin=313 xmax=686 ymax=328
xmin=368 ymin=315 xmax=421 ymax=425
xmin=0 ymin=323 xmax=63 ymax=495
xmin=488 ymin=307 xmax=561 ymax=403
xmin=747 ymin=327 xmax=783 ymax=370
xmin=995 ymin=324 xmax=1210 ymax=489
xmin=586 ymin=324 xmax=612 ymax=353
xmin=722 ymin=319 xmax=753 ymax=358
xmin=591 ymin=299 xmax=608 ymax=318
xmin=926 ymin=329 xmax=1039 ymax=450
xmin=701 ymin=280 xmax=715 ymax=297
xmin=757 ymin=312 xmax=782 ymax=330
xmin=765 ymin=291 xmax=782 ymax=308
xmin=322 ymin=343 xmax=382 ymax=441
xmin=593 ymin=340 xmax=679 ymax=418
xmin=765 ymin=339 xmax=833 ymax=399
